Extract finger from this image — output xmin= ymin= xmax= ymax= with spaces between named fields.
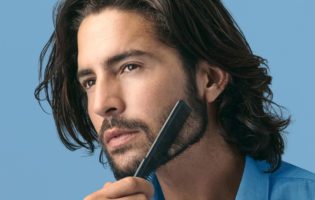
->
xmin=84 ymin=183 xmax=112 ymax=200
xmin=104 ymin=177 xmax=154 ymax=199
xmin=116 ymin=193 xmax=148 ymax=200
xmin=83 ymin=190 xmax=103 ymax=200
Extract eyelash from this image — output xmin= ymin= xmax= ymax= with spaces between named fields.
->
xmin=81 ymin=79 xmax=95 ymax=90
xmin=80 ymin=63 xmax=141 ymax=90
xmin=121 ymin=63 xmax=140 ymax=73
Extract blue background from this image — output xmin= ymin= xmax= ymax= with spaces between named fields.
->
xmin=0 ymin=1 xmax=314 ymax=199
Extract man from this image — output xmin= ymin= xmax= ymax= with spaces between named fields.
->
xmin=35 ymin=0 xmax=315 ymax=199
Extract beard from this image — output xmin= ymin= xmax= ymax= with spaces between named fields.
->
xmin=98 ymin=86 xmax=208 ymax=180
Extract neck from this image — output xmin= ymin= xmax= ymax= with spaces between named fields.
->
xmin=156 ymin=129 xmax=244 ymax=200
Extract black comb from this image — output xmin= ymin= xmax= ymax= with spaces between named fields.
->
xmin=134 ymin=100 xmax=191 ymax=179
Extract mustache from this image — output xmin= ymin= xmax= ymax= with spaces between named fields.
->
xmin=98 ymin=117 xmax=151 ymax=142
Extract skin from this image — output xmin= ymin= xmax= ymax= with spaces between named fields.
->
xmin=78 ymin=8 xmax=244 ymax=200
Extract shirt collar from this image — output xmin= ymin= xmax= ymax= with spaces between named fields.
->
xmin=235 ymin=156 xmax=270 ymax=200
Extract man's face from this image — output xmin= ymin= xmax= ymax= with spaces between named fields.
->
xmin=77 ymin=9 xmax=207 ymax=179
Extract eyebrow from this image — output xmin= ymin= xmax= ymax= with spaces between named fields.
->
xmin=77 ymin=49 xmax=153 ymax=79
xmin=105 ymin=49 xmax=153 ymax=67
xmin=77 ymin=68 xmax=93 ymax=79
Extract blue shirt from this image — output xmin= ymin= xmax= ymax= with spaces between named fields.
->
xmin=150 ymin=156 xmax=315 ymax=199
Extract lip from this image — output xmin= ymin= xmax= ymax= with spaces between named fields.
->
xmin=103 ymin=128 xmax=138 ymax=149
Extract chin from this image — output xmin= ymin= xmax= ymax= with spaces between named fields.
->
xmin=115 ymin=150 xmax=141 ymax=166
xmin=108 ymin=147 xmax=147 ymax=179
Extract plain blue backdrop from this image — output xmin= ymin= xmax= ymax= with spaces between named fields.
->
xmin=0 ymin=1 xmax=314 ymax=199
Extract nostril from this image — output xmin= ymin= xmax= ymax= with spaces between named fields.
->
xmin=105 ymin=107 xmax=118 ymax=114
xmin=95 ymin=96 xmax=125 ymax=117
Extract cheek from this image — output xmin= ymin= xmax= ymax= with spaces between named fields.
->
xmin=122 ymin=81 xmax=160 ymax=117
xmin=123 ymin=71 xmax=187 ymax=122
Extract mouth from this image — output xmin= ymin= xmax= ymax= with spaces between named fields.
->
xmin=103 ymin=128 xmax=139 ymax=149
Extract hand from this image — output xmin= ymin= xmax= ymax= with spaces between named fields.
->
xmin=84 ymin=177 xmax=154 ymax=200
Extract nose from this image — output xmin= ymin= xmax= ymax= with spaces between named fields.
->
xmin=91 ymin=77 xmax=125 ymax=118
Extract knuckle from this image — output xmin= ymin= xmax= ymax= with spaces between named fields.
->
xmin=124 ymin=177 xmax=138 ymax=190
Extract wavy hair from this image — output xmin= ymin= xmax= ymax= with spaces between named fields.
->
xmin=35 ymin=0 xmax=290 ymax=171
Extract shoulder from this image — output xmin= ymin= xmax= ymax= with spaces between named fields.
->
xmin=269 ymin=161 xmax=315 ymax=199
xmin=271 ymin=161 xmax=315 ymax=180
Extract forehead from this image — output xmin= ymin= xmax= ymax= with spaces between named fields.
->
xmin=77 ymin=9 xmax=160 ymax=67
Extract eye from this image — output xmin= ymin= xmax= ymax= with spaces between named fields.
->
xmin=121 ymin=63 xmax=140 ymax=73
xmin=81 ymin=79 xmax=96 ymax=90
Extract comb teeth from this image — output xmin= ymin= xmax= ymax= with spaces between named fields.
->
xmin=146 ymin=173 xmax=154 ymax=182
xmin=134 ymin=100 xmax=191 ymax=179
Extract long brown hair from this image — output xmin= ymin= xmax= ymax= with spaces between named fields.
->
xmin=35 ymin=0 xmax=290 ymax=171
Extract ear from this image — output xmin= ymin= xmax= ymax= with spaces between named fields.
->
xmin=195 ymin=61 xmax=229 ymax=103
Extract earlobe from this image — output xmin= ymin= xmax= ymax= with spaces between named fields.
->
xmin=196 ymin=61 xmax=229 ymax=103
